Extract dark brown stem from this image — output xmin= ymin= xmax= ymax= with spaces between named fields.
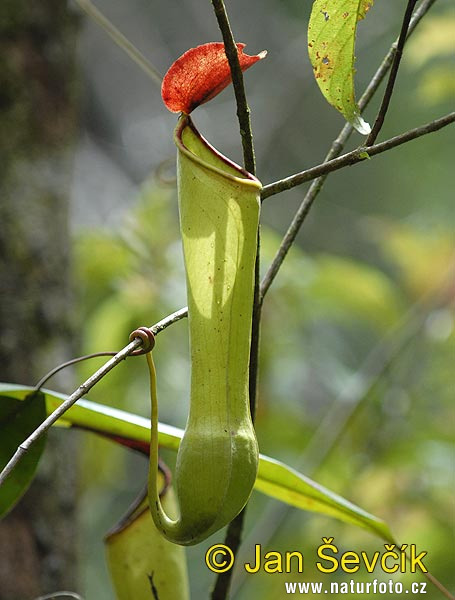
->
xmin=261 ymin=112 xmax=454 ymax=200
xmin=365 ymin=0 xmax=418 ymax=146
xmin=259 ymin=0 xmax=437 ymax=299
xmin=359 ymin=0 xmax=437 ymax=113
xmin=210 ymin=511 xmax=247 ymax=600
xmin=231 ymin=276 xmax=453 ymax=598
xmin=210 ymin=2 xmax=261 ymax=599
xmin=211 ymin=0 xmax=256 ymax=174
xmin=248 ymin=229 xmax=262 ymax=423
xmin=211 ymin=231 xmax=262 ymax=595
xmin=259 ymin=111 xmax=453 ymax=298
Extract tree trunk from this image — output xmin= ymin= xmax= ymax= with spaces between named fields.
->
xmin=0 ymin=1 xmax=80 ymax=597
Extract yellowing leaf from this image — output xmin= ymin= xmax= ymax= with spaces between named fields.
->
xmin=308 ymin=0 xmax=374 ymax=134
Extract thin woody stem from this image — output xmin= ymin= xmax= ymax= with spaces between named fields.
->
xmin=34 ymin=352 xmax=117 ymax=391
xmin=260 ymin=112 xmax=453 ymax=299
xmin=259 ymin=0 xmax=438 ymax=300
xmin=211 ymin=0 xmax=257 ymax=175
xmin=210 ymin=2 xmax=261 ymax=599
xmin=74 ymin=0 xmax=163 ymax=85
xmin=231 ymin=279 xmax=455 ymax=600
xmin=0 ymin=309 xmax=187 ymax=489
xmin=365 ymin=0 xmax=418 ymax=146
xmin=422 ymin=572 xmax=455 ymax=600
xmin=261 ymin=112 xmax=454 ymax=200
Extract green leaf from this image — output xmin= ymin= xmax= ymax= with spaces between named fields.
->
xmin=308 ymin=0 xmax=374 ymax=134
xmin=0 ymin=392 xmax=47 ymax=517
xmin=105 ymin=491 xmax=190 ymax=600
xmin=0 ymin=384 xmax=394 ymax=541
xmin=256 ymin=456 xmax=392 ymax=541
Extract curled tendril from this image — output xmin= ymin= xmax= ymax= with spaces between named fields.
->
xmin=128 ymin=327 xmax=156 ymax=356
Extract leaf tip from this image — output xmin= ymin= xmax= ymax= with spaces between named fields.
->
xmin=351 ymin=113 xmax=371 ymax=135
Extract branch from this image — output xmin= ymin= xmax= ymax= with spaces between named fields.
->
xmin=0 ymin=308 xmax=187 ymax=488
xmin=259 ymin=0 xmax=438 ymax=300
xmin=423 ymin=572 xmax=455 ymax=600
xmin=211 ymin=0 xmax=256 ymax=174
xmin=232 ymin=275 xmax=455 ymax=600
xmin=73 ymin=0 xmax=163 ymax=86
xmin=262 ymin=112 xmax=454 ymax=200
xmin=152 ymin=306 xmax=188 ymax=333
xmin=365 ymin=0 xmax=418 ymax=146
xmin=210 ymin=2 xmax=261 ymax=599
xmin=259 ymin=112 xmax=453 ymax=298
xmin=359 ymin=0 xmax=438 ymax=112
xmin=211 ymin=513 xmax=246 ymax=600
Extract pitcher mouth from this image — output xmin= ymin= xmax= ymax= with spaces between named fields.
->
xmin=174 ymin=115 xmax=262 ymax=189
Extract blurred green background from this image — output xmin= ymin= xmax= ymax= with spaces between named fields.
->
xmin=1 ymin=0 xmax=454 ymax=598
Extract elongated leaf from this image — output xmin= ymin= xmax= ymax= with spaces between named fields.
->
xmin=0 ymin=384 xmax=393 ymax=540
xmin=0 ymin=392 xmax=47 ymax=517
xmin=256 ymin=456 xmax=392 ymax=540
xmin=308 ymin=0 xmax=374 ymax=134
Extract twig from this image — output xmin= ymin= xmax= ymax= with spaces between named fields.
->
xmin=358 ymin=0 xmax=437 ymax=112
xmin=233 ymin=273 xmax=453 ymax=598
xmin=0 ymin=342 xmax=138 ymax=487
xmin=260 ymin=174 xmax=324 ymax=300
xmin=34 ymin=352 xmax=117 ymax=391
xmin=261 ymin=113 xmax=454 ymax=200
xmin=211 ymin=0 xmax=257 ymax=174
xmin=259 ymin=0 xmax=438 ymax=299
xmin=0 ymin=309 xmax=187 ymax=488
xmin=365 ymin=0 xmax=418 ymax=146
xmin=210 ymin=2 xmax=261 ymax=598
xmin=423 ymin=572 xmax=455 ymax=600
xmin=151 ymin=306 xmax=188 ymax=334
xmin=259 ymin=112 xmax=453 ymax=297
xmin=213 ymin=3 xmax=444 ymax=596
xmin=73 ymin=0 xmax=163 ymax=86
xmin=211 ymin=513 xmax=246 ymax=600
xmin=248 ymin=235 xmax=262 ymax=426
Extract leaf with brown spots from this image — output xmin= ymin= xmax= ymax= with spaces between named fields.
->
xmin=161 ymin=42 xmax=267 ymax=114
xmin=308 ymin=0 xmax=374 ymax=134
